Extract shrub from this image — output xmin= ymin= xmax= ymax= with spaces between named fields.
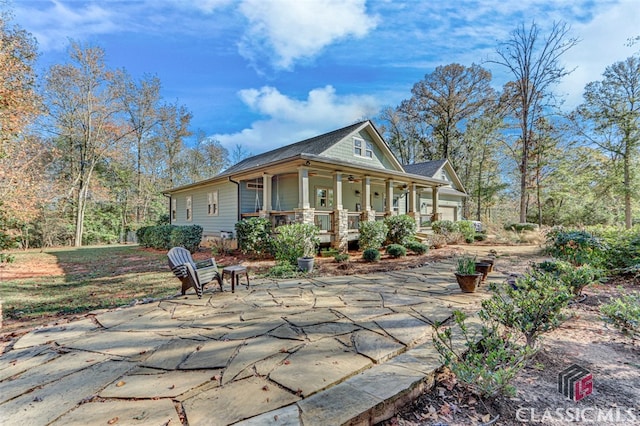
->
xmin=600 ymin=289 xmax=640 ymax=336
xmin=480 ymin=272 xmax=572 ymax=348
xmin=358 ymin=220 xmax=388 ymax=250
xmin=406 ymin=241 xmax=428 ymax=255
xmin=559 ymin=264 xmax=605 ymax=296
xmin=334 ymin=253 xmax=350 ymax=263
xmin=433 ymin=311 xmax=534 ymax=399
xmin=235 ymin=217 xmax=272 ymax=257
xmin=265 ymin=262 xmax=298 ymax=278
xmin=428 ymin=233 xmax=447 ymax=249
xmin=457 ymin=220 xmax=476 ymax=243
xmin=545 ymin=228 xmax=608 ymax=267
xmin=504 ymin=223 xmax=538 ymax=232
xmin=136 ymin=224 xmax=203 ymax=253
xmin=474 ymin=233 xmax=488 ymax=241
xmin=362 ymin=248 xmax=381 ymax=262
xmin=431 ymin=220 xmax=456 ymax=235
xmin=384 ymin=214 xmax=416 ymax=245
xmin=386 ymin=244 xmax=406 ymax=258
xmin=273 ymin=223 xmax=319 ymax=266
xmin=320 ymin=248 xmax=340 ymax=257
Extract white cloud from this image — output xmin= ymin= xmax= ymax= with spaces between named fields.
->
xmin=212 ymin=85 xmax=380 ymax=153
xmin=14 ymin=0 xmax=119 ymax=51
xmin=557 ymin=0 xmax=639 ymax=108
xmin=238 ymin=0 xmax=379 ymax=70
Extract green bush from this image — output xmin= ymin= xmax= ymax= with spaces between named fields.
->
xmin=235 ymin=217 xmax=272 ymax=257
xmin=457 ymin=220 xmax=476 ymax=243
xmin=474 ymin=233 xmax=488 ymax=241
xmin=406 ymin=241 xmax=428 ymax=255
xmin=559 ymin=264 xmax=605 ymax=296
xmin=358 ymin=220 xmax=388 ymax=250
xmin=386 ymin=244 xmax=406 ymax=258
xmin=504 ymin=223 xmax=538 ymax=232
xmin=384 ymin=214 xmax=417 ymax=245
xmin=600 ymin=289 xmax=640 ymax=336
xmin=320 ymin=248 xmax=340 ymax=257
xmin=334 ymin=253 xmax=350 ymax=263
xmin=265 ymin=262 xmax=299 ymax=278
xmin=362 ymin=248 xmax=381 ymax=262
xmin=480 ymin=272 xmax=572 ymax=348
xmin=273 ymin=223 xmax=319 ymax=266
xmin=431 ymin=220 xmax=456 ymax=235
xmin=545 ymin=229 xmax=608 ymax=267
xmin=433 ymin=311 xmax=534 ymax=399
xmin=136 ymin=224 xmax=203 ymax=253
xmin=0 ymin=203 xmax=18 ymax=264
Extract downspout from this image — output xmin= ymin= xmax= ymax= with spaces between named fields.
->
xmin=228 ymin=176 xmax=241 ymax=222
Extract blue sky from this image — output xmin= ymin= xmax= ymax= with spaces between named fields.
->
xmin=12 ymin=0 xmax=640 ymax=155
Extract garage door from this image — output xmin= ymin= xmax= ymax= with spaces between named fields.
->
xmin=440 ymin=206 xmax=456 ymax=222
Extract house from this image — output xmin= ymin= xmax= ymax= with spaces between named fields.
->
xmin=164 ymin=120 xmax=467 ymax=250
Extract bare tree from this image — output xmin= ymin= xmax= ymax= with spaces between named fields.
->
xmin=155 ymin=102 xmax=192 ymax=187
xmin=45 ymin=42 xmax=132 ymax=246
xmin=489 ymin=21 xmax=578 ymax=223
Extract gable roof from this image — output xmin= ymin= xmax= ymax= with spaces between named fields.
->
xmin=222 ymin=121 xmax=367 ymax=175
xmin=403 ymin=160 xmax=447 ymax=178
xmin=404 ymin=159 xmax=466 ymax=194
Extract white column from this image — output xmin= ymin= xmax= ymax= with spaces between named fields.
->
xmin=298 ymin=167 xmax=310 ymax=209
xmin=408 ymin=183 xmax=417 ymax=213
xmin=333 ymin=172 xmax=343 ymax=210
xmin=362 ymin=176 xmax=371 ymax=211
xmin=432 ymin=186 xmax=440 ymax=220
xmin=262 ymin=173 xmax=272 ymax=211
xmin=386 ymin=179 xmax=394 ymax=215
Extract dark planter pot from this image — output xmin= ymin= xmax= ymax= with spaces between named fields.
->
xmin=297 ymin=256 xmax=315 ymax=273
xmin=480 ymin=258 xmax=495 ymax=272
xmin=455 ymin=273 xmax=482 ymax=293
xmin=475 ymin=262 xmax=491 ymax=281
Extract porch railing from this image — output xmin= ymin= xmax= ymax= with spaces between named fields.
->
xmin=314 ymin=211 xmax=334 ymax=232
xmin=347 ymin=212 xmax=360 ymax=231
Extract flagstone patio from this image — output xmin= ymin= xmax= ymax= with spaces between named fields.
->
xmin=0 ymin=254 xmax=515 ymax=425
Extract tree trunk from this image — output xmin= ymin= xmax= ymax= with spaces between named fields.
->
xmin=624 ymin=146 xmax=632 ymax=229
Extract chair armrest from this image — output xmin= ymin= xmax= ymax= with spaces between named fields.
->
xmin=195 ymin=258 xmax=217 ymax=269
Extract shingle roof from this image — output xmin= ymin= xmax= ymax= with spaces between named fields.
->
xmin=221 ymin=121 xmax=367 ymax=175
xmin=403 ymin=159 xmax=447 ymax=178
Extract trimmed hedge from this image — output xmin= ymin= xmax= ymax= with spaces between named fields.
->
xmin=386 ymin=244 xmax=407 ymax=258
xmin=136 ymin=224 xmax=203 ymax=253
xmin=363 ymin=248 xmax=381 ymax=262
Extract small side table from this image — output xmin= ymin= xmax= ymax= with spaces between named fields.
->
xmin=222 ymin=265 xmax=250 ymax=293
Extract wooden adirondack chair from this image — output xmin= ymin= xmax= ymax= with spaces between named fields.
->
xmin=167 ymin=247 xmax=222 ymax=298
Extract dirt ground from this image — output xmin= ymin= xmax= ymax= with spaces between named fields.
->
xmin=381 ymin=276 xmax=640 ymax=425
xmin=2 ymin=244 xmax=639 ymax=425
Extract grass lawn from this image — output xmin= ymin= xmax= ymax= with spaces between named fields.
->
xmin=0 ymin=245 xmax=177 ymax=323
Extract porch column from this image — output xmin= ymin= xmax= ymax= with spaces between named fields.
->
xmin=385 ymin=178 xmax=395 ymax=216
xmin=333 ymin=172 xmax=343 ymax=210
xmin=361 ymin=176 xmax=375 ymax=222
xmin=431 ymin=186 xmax=440 ymax=222
xmin=332 ymin=172 xmax=348 ymax=252
xmin=295 ymin=166 xmax=314 ymax=225
xmin=262 ymin=173 xmax=272 ymax=212
xmin=408 ymin=183 xmax=421 ymax=229
xmin=298 ymin=167 xmax=310 ymax=209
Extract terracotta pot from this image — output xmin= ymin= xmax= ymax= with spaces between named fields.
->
xmin=475 ymin=262 xmax=491 ymax=281
xmin=480 ymin=258 xmax=495 ymax=272
xmin=455 ymin=273 xmax=482 ymax=293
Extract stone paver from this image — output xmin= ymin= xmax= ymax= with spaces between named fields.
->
xmin=0 ymin=247 xmax=538 ymax=425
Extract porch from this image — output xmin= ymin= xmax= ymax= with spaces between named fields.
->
xmin=236 ymin=160 xmax=445 ymax=250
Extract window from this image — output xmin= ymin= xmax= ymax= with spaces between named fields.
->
xmin=186 ymin=196 xmax=192 ymax=221
xmin=208 ymin=191 xmax=218 ymax=216
xmin=171 ymin=198 xmax=177 ymax=221
xmin=315 ymin=188 xmax=334 ymax=208
xmin=353 ymin=137 xmax=373 ymax=158
xmin=246 ymin=181 xmax=263 ymax=190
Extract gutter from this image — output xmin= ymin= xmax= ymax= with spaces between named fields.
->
xmin=228 ymin=176 xmax=241 ymax=222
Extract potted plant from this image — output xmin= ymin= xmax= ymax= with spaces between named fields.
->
xmin=273 ymin=223 xmax=320 ymax=273
xmin=455 ymin=256 xmax=482 ymax=293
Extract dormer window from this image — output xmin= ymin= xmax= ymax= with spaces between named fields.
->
xmin=353 ymin=137 xmax=373 ymax=158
